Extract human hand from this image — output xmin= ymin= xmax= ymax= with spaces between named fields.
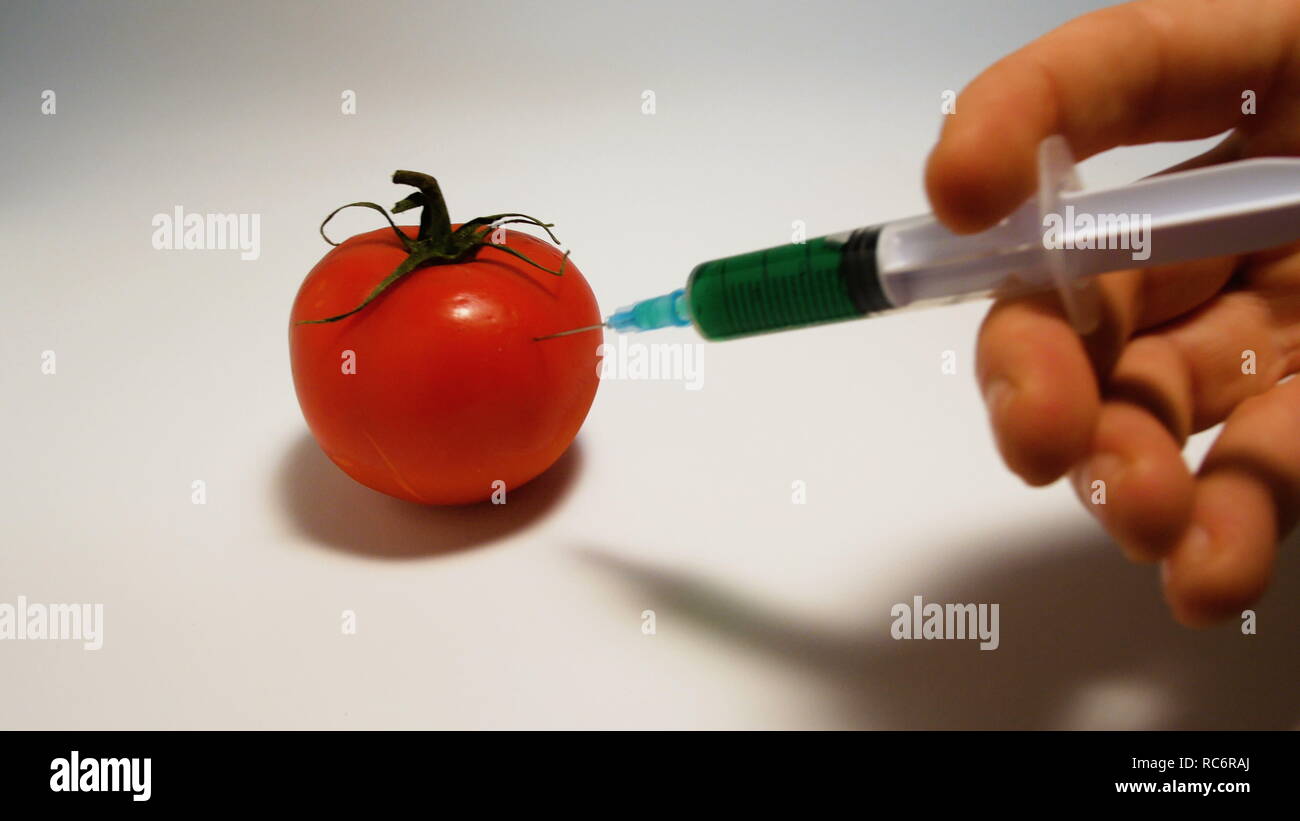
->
xmin=925 ymin=0 xmax=1300 ymax=626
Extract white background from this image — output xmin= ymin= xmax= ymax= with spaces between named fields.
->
xmin=2 ymin=0 xmax=1296 ymax=729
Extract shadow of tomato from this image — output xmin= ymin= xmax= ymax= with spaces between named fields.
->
xmin=278 ymin=432 xmax=585 ymax=559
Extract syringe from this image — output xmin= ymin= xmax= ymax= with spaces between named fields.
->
xmin=537 ymin=138 xmax=1300 ymax=342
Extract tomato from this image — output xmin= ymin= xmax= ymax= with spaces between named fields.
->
xmin=289 ymin=174 xmax=601 ymax=505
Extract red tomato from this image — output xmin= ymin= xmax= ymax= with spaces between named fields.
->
xmin=290 ymin=224 xmax=601 ymax=505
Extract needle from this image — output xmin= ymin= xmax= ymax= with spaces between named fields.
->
xmin=533 ymin=289 xmax=693 ymax=341
xmin=533 ymin=323 xmax=606 ymax=341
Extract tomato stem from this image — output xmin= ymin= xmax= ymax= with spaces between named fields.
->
xmin=390 ymin=170 xmax=451 ymax=246
xmin=299 ymin=171 xmax=569 ymax=325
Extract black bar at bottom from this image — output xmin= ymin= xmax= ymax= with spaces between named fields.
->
xmin=3 ymin=730 xmax=1288 ymax=807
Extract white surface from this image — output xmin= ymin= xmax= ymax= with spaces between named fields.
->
xmin=2 ymin=0 xmax=1296 ymax=729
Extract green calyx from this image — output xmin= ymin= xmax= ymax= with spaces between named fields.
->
xmin=296 ymin=170 xmax=569 ymax=325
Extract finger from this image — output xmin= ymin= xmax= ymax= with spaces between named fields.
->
xmin=1104 ymin=334 xmax=1195 ymax=448
xmin=978 ymin=257 xmax=1276 ymax=488
xmin=975 ymin=263 xmax=1176 ymax=487
xmin=1068 ymin=287 xmax=1294 ymax=567
xmin=976 ymin=294 xmax=1100 ymax=485
xmin=1063 ymin=288 xmax=1300 ymax=574
xmin=1064 ymin=256 xmax=1239 ymax=375
xmin=926 ymin=0 xmax=1300 ymax=231
xmin=1089 ymin=275 xmax=1299 ymax=450
xmin=975 ymin=260 xmax=1210 ymax=486
xmin=1130 ymin=256 xmax=1239 ymax=332
xmin=1070 ymin=399 xmax=1195 ymax=565
xmin=1149 ymin=290 xmax=1299 ymax=432
xmin=1161 ymin=377 xmax=1300 ymax=626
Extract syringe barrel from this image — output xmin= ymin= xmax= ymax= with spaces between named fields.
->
xmin=684 ymin=227 xmax=892 ymax=340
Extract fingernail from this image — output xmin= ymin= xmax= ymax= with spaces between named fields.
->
xmin=1072 ymin=452 xmax=1123 ymax=508
xmin=983 ymin=377 xmax=1015 ymax=419
xmin=1177 ymin=524 xmax=1212 ymax=563
xmin=1161 ymin=524 xmax=1217 ymax=626
xmin=1162 ymin=525 xmax=1210 ymax=586
xmin=1086 ymin=452 xmax=1126 ymax=487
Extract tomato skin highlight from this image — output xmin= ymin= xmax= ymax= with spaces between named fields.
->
xmin=290 ymin=224 xmax=601 ymax=505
